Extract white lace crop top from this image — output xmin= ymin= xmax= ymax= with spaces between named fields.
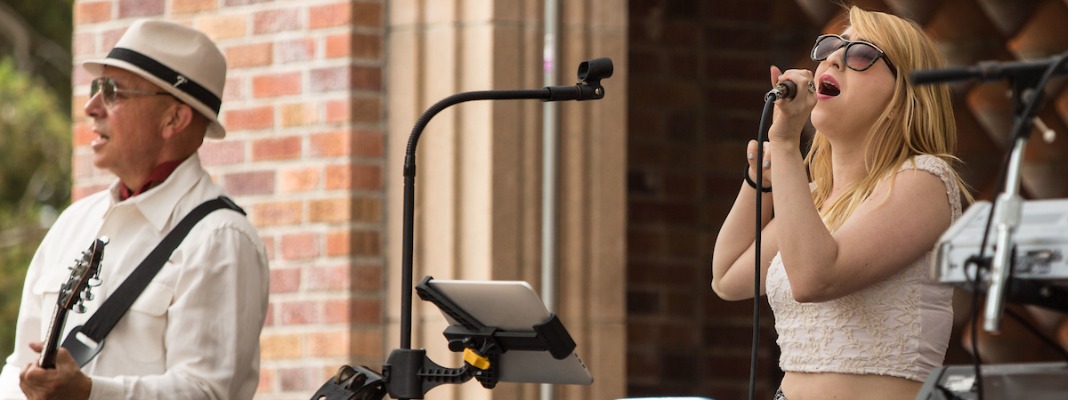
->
xmin=766 ymin=155 xmax=963 ymax=382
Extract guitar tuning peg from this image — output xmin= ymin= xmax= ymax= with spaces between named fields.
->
xmin=82 ymin=290 xmax=95 ymax=301
xmin=89 ymin=277 xmax=102 ymax=287
xmin=74 ymin=302 xmax=87 ymax=313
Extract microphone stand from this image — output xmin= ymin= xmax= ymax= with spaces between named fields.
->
xmin=911 ymin=52 xmax=1068 ymax=400
xmin=912 ymin=51 xmax=1068 ymax=333
xmin=310 ymin=58 xmax=613 ymax=400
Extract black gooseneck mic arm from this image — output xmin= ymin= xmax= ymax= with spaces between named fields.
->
xmin=399 ymin=57 xmax=613 ymax=352
xmin=309 ymin=57 xmax=612 ymax=400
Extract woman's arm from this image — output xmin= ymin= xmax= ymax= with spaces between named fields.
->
xmin=711 ymin=142 xmax=780 ymax=300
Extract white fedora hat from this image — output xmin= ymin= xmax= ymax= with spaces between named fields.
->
xmin=83 ymin=20 xmax=228 ymax=139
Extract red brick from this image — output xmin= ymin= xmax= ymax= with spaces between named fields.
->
xmin=351 ymin=264 xmax=382 ymax=291
xmin=306 ymin=266 xmax=350 ymax=292
xmin=280 ymin=300 xmax=320 ymax=325
xmin=261 ymin=333 xmax=301 ymax=360
xmin=279 ymin=167 xmax=320 ymax=193
xmin=257 ymin=367 xmax=275 ymax=393
xmin=73 ymin=33 xmax=95 ymax=56
xmin=75 ymin=2 xmax=111 ymax=25
xmin=198 ymin=139 xmax=245 ymax=166
xmin=226 ymin=43 xmax=273 ymax=68
xmin=325 ymin=164 xmax=382 ymax=191
xmin=307 ymin=330 xmax=349 ymax=357
xmin=250 ymin=201 xmax=303 ymax=227
xmin=119 ymin=0 xmax=163 ymax=18
xmin=270 ymin=267 xmax=301 ymax=294
xmin=325 ymin=33 xmax=351 ymax=59
xmin=353 ymin=2 xmax=383 ymax=28
xmin=222 ymin=76 xmax=245 ymax=102
xmin=224 ymin=0 xmax=273 ymax=5
xmin=352 ymin=97 xmax=381 ymax=123
xmin=276 ymin=38 xmax=316 ymax=64
xmin=324 ymin=100 xmax=350 ymax=123
xmin=277 ymin=367 xmax=320 ymax=392
xmin=310 ymin=3 xmax=351 ymax=29
xmin=349 ymin=329 xmax=383 ymax=359
xmin=279 ymin=103 xmax=317 ymax=127
xmin=350 ymin=298 xmax=381 ymax=324
xmin=252 ymin=72 xmax=301 ymax=98
xmin=196 ymin=14 xmax=247 ymax=40
xmin=224 ymin=105 xmax=274 ymax=131
xmin=352 ymin=66 xmax=381 ymax=90
xmin=73 ymin=123 xmax=94 ymax=147
xmin=351 ymin=231 xmax=380 ymax=256
xmin=223 ymin=170 xmax=275 ymax=196
xmin=281 ymin=232 xmax=319 ymax=260
xmin=102 ymin=26 xmax=127 ymax=50
xmin=253 ymin=8 xmax=301 ymax=34
xmin=260 ymin=235 xmax=275 ymax=260
xmin=353 ymin=130 xmax=384 ymax=157
xmin=72 ymin=154 xmax=95 ymax=179
xmin=252 ymin=136 xmax=302 ymax=161
xmin=309 ymin=198 xmax=350 ymax=223
xmin=352 ymin=33 xmax=382 ymax=60
xmin=172 ymin=0 xmax=217 ymax=14
xmin=325 ymin=231 xmax=350 ymax=257
xmin=310 ymin=67 xmax=347 ymax=92
xmin=310 ymin=130 xmax=350 ymax=157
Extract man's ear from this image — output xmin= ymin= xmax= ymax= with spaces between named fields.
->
xmin=162 ymin=102 xmax=194 ymax=138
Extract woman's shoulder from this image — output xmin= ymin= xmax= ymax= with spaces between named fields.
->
xmin=896 ymin=154 xmax=963 ymax=216
xmin=899 ymin=154 xmax=953 ymax=177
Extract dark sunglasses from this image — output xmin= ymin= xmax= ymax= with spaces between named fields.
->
xmin=90 ymin=77 xmax=172 ymax=106
xmin=811 ymin=34 xmax=897 ymax=76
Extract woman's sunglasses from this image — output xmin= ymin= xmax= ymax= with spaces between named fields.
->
xmin=811 ymin=34 xmax=897 ymax=76
xmin=90 ymin=77 xmax=172 ymax=107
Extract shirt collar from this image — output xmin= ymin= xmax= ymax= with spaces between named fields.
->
xmin=118 ymin=158 xmax=187 ymax=201
xmin=107 ymin=154 xmax=207 ymax=233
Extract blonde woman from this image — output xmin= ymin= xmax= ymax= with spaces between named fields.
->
xmin=711 ymin=6 xmax=971 ymax=400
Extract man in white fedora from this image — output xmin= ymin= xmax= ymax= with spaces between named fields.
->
xmin=0 ymin=19 xmax=269 ymax=400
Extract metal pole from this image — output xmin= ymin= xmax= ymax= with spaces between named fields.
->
xmin=540 ymin=0 xmax=560 ymax=399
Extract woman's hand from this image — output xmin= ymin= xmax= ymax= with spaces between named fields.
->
xmin=747 ymin=139 xmax=772 ymax=189
xmin=768 ymin=66 xmax=817 ymax=145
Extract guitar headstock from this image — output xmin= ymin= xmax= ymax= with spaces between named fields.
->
xmin=58 ymin=237 xmax=108 ymax=313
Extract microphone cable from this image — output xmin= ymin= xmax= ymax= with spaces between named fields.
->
xmin=747 ymin=92 xmax=778 ymax=400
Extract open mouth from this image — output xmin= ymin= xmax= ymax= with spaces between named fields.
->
xmin=819 ymin=79 xmax=840 ymax=97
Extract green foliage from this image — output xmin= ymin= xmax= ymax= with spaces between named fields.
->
xmin=0 ymin=0 xmax=74 ymax=113
xmin=0 ymin=57 xmax=71 ymax=360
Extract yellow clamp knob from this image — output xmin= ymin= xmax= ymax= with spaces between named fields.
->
xmin=463 ymin=348 xmax=491 ymax=370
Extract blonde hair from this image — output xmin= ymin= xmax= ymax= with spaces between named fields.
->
xmin=806 ymin=6 xmax=972 ymax=230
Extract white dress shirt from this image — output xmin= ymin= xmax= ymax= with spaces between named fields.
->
xmin=0 ymin=154 xmax=270 ymax=399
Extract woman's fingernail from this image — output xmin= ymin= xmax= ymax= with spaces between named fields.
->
xmin=747 ymin=152 xmax=754 ymax=160
xmin=763 ymin=161 xmax=771 ymax=168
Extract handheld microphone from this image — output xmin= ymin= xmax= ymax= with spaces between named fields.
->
xmin=765 ymin=80 xmax=797 ymax=101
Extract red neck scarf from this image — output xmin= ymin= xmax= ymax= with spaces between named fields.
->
xmin=118 ymin=159 xmax=185 ymax=201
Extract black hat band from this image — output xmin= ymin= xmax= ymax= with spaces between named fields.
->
xmin=107 ymin=47 xmax=222 ymax=114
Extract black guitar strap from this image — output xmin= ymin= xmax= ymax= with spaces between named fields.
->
xmin=62 ymin=196 xmax=245 ymax=367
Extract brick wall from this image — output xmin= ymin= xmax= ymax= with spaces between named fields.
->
xmin=71 ymin=1 xmax=386 ymax=398
xmin=625 ymin=0 xmax=817 ymax=398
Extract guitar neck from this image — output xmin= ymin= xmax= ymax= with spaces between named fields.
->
xmin=38 ymin=306 xmax=68 ymax=369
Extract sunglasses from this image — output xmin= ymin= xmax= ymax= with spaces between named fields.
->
xmin=811 ymin=34 xmax=897 ymax=76
xmin=90 ymin=77 xmax=172 ymax=106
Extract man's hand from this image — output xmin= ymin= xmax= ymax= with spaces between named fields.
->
xmin=19 ymin=342 xmax=92 ymax=400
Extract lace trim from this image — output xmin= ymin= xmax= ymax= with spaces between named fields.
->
xmin=767 ymin=155 xmax=961 ymax=381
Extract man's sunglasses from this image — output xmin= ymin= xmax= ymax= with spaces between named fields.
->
xmin=90 ymin=77 xmax=172 ymax=106
xmin=811 ymin=34 xmax=897 ymax=76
